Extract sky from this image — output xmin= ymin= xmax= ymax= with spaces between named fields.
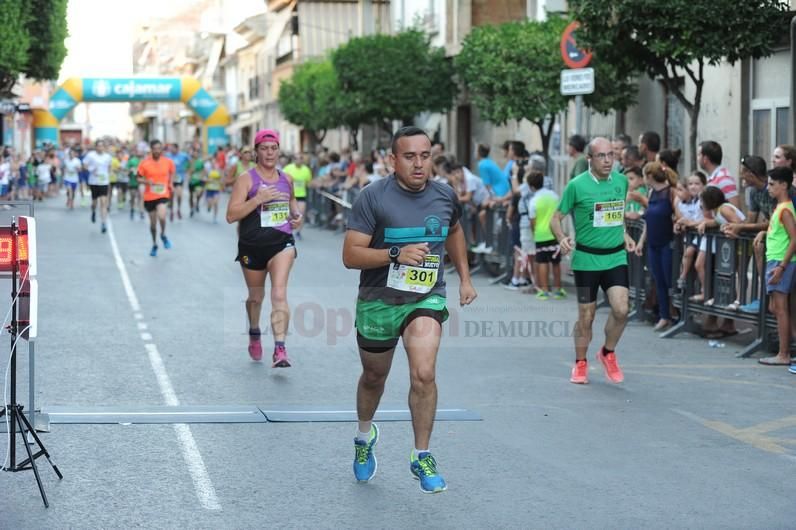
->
xmin=58 ymin=0 xmax=436 ymax=139
xmin=58 ymin=0 xmax=260 ymax=139
xmin=59 ymin=0 xmax=191 ymax=138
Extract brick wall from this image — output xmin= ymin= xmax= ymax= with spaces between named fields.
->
xmin=472 ymin=0 xmax=526 ymax=26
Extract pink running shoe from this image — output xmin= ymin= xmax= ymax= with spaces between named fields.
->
xmin=272 ymin=344 xmax=291 ymax=368
xmin=597 ymin=347 xmax=624 ymax=383
xmin=248 ymin=338 xmax=263 ymax=361
xmin=570 ymin=359 xmax=588 ymax=384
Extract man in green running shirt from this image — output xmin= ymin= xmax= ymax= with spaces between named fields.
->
xmin=551 ymin=137 xmax=638 ymax=385
xmin=127 ymin=148 xmax=143 ymax=220
xmin=189 ymin=150 xmax=206 ymax=217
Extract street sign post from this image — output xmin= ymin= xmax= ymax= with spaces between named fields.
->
xmin=560 ymin=68 xmax=595 ymax=96
xmin=560 ymin=21 xmax=593 ymax=135
xmin=560 ymin=21 xmax=592 ymax=69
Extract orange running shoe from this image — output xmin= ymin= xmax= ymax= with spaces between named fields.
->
xmin=597 ymin=347 xmax=624 ymax=383
xmin=570 ymin=359 xmax=588 ymax=384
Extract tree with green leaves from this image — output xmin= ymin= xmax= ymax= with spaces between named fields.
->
xmin=331 ymin=30 xmax=457 ymax=139
xmin=0 ymin=0 xmax=68 ymax=97
xmin=569 ymin=0 xmax=789 ymax=170
xmin=0 ymin=1 xmax=31 ymax=96
xmin=279 ymin=60 xmax=339 ymax=144
xmin=456 ymin=17 xmax=637 ymax=158
xmin=25 ymin=0 xmax=68 ymax=81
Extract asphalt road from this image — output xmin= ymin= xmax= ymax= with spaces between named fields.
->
xmin=1 ymin=193 xmax=795 ymax=529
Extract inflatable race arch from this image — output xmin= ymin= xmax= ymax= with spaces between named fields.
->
xmin=34 ymin=77 xmax=229 ymax=153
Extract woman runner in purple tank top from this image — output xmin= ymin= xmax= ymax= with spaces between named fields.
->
xmin=226 ymin=129 xmax=303 ymax=367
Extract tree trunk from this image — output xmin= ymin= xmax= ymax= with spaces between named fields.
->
xmin=688 ymin=106 xmax=699 ymax=173
xmin=0 ymin=72 xmax=17 ymax=98
xmin=534 ymin=116 xmax=555 ymax=168
xmin=349 ymin=127 xmax=359 ymax=151
xmin=689 ymin=77 xmax=704 ymax=173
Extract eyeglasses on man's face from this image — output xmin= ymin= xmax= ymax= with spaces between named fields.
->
xmin=590 ymin=152 xmax=615 ymax=161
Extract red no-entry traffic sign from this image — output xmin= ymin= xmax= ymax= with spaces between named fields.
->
xmin=560 ymin=21 xmax=592 ymax=69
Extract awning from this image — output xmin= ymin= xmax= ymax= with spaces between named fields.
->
xmin=263 ymin=0 xmax=297 ymax=56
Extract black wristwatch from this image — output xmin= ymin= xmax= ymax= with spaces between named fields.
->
xmin=388 ymin=245 xmax=401 ymax=264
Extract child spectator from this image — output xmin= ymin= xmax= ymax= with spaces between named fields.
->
xmin=674 ymin=171 xmax=706 ymax=291
xmin=755 ymin=167 xmax=796 ymax=367
xmin=527 ymin=171 xmax=563 ymax=300
xmin=695 ymin=186 xmax=746 ymax=337
xmin=624 ymin=166 xmax=646 ymax=220
xmin=635 ymin=162 xmax=677 ymax=331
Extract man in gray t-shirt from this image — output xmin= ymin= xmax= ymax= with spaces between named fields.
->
xmin=342 ymin=126 xmax=477 ymax=493
xmin=347 ymin=173 xmax=460 ymax=304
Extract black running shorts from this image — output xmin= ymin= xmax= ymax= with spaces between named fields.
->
xmin=236 ymin=236 xmax=297 ymax=271
xmin=90 ymin=184 xmax=109 ymax=199
xmin=144 ymin=197 xmax=169 ymax=212
xmin=573 ymin=265 xmax=629 ymax=304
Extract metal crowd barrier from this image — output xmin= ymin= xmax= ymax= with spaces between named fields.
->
xmin=306 ymin=188 xmax=354 ymax=231
xmin=462 ymin=205 xmax=513 ymax=281
xmin=624 ymin=219 xmax=648 ymax=320
xmin=621 ymin=224 xmax=777 ymax=358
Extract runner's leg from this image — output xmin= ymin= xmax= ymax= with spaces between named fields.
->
xmin=574 ymin=302 xmax=596 ymax=361
xmin=403 ymin=316 xmax=442 ymax=451
xmin=604 ymin=285 xmax=630 ymax=350
xmin=265 ymin=247 xmax=295 ymax=343
xmin=156 ymin=201 xmax=168 ymax=237
xmin=357 ymin=347 xmax=396 ymax=435
xmin=148 ymin=207 xmax=158 ymax=246
xmin=99 ymin=194 xmax=109 ymax=224
xmin=241 ymin=267 xmax=267 ymax=332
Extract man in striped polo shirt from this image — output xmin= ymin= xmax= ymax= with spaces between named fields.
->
xmin=699 ymin=140 xmax=740 ymax=208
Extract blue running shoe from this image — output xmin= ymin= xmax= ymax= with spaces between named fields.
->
xmin=739 ymin=299 xmax=760 ymax=314
xmin=353 ymin=424 xmax=378 ymax=482
xmin=161 ymin=235 xmax=172 ymax=249
xmin=150 ymin=245 xmax=158 ymax=257
xmin=410 ymin=451 xmax=447 ymax=493
xmin=789 ymin=364 xmax=796 ymax=375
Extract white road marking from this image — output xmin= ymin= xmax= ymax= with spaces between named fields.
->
xmin=108 ymin=221 xmax=221 ymax=511
xmin=137 ymin=322 xmax=148 ymax=330
xmin=141 ymin=332 xmax=153 ymax=341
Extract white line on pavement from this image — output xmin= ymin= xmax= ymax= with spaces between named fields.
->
xmin=107 ymin=221 xmax=222 ymax=511
xmin=108 ymin=223 xmax=141 ymax=313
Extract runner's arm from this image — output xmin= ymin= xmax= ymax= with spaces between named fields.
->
xmin=226 ymin=174 xmax=260 ymax=223
xmin=550 ymin=210 xmax=567 ymax=242
xmin=342 ymin=230 xmax=389 ymax=269
xmin=444 ymin=222 xmax=473 ymax=285
xmin=446 ymin=221 xmax=477 ymax=306
xmin=343 ymin=230 xmax=429 ymax=270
